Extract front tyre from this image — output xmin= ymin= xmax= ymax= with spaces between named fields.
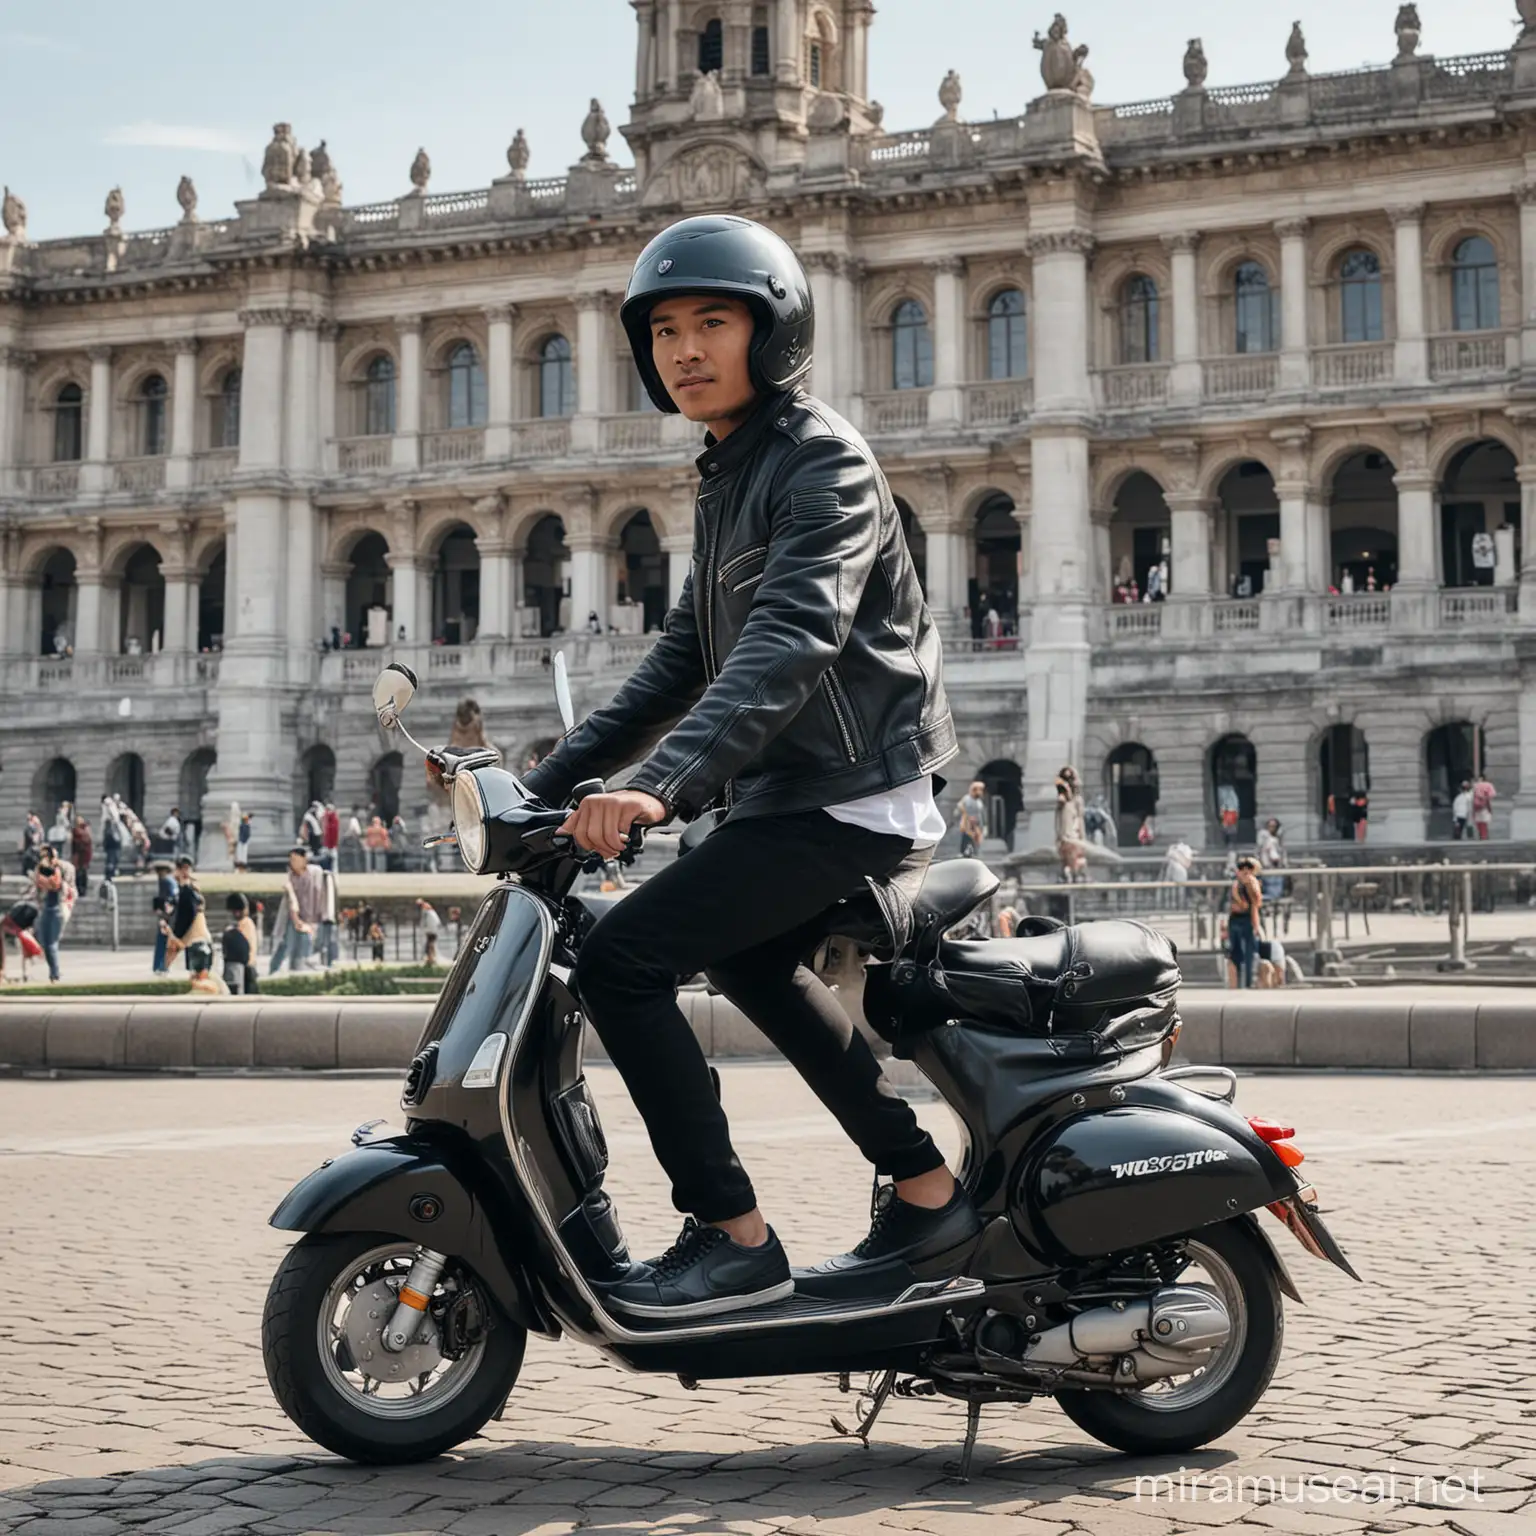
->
xmin=1054 ymin=1218 xmax=1283 ymax=1455
xmin=262 ymin=1231 xmax=526 ymax=1464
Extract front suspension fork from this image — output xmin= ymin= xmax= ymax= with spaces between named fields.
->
xmin=382 ymin=1248 xmax=448 ymax=1352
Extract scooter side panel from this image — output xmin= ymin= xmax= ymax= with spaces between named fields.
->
xmin=269 ymin=1135 xmax=550 ymax=1334
xmin=1024 ymin=1106 xmax=1282 ymax=1259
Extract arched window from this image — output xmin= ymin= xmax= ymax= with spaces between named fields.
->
xmin=809 ymin=39 xmax=823 ymax=88
xmin=1452 ymin=236 xmax=1499 ymax=332
xmin=751 ymin=23 xmax=770 ymax=75
xmin=1118 ymin=274 xmax=1160 ymax=364
xmin=891 ymin=300 xmax=933 ymax=391
xmin=1233 ymin=263 xmax=1275 ymax=354
xmin=986 ymin=289 xmax=1028 ymax=379
xmin=1339 ymin=249 xmax=1383 ymax=344
xmin=52 ymin=382 xmax=83 ymax=462
xmin=363 ymin=354 xmax=396 ymax=436
xmin=217 ymin=368 xmax=242 ymax=448
xmin=538 ymin=334 xmax=575 ymax=418
xmin=446 ymin=342 xmax=487 ymax=429
xmin=698 ymin=17 xmax=723 ymax=74
xmin=138 ymin=373 xmax=168 ymax=456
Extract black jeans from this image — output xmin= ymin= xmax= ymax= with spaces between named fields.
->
xmin=574 ymin=809 xmax=946 ymax=1222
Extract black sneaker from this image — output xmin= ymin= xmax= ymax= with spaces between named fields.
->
xmin=814 ymin=1183 xmax=982 ymax=1276
xmin=601 ymin=1218 xmax=794 ymax=1320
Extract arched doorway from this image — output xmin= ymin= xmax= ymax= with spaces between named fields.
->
xmin=1329 ymin=451 xmax=1398 ymax=592
xmin=895 ymin=499 xmax=928 ymax=595
xmin=1440 ymin=441 xmax=1519 ymax=588
xmin=1109 ymin=474 xmax=1170 ymax=599
xmin=106 ymin=752 xmax=146 ymax=817
xmin=1318 ymin=724 xmax=1370 ymax=840
xmin=197 ymin=542 xmax=226 ymax=651
xmin=345 ymin=532 xmax=392 ymax=649
xmin=33 ymin=758 xmax=76 ymax=818
xmin=1104 ymin=743 xmax=1160 ymax=846
xmin=430 ymin=523 xmax=481 ymax=645
xmin=617 ymin=511 xmax=667 ymax=634
xmin=1425 ymin=721 xmax=1485 ymax=838
xmin=523 ymin=515 xmax=569 ymax=638
xmin=371 ymin=750 xmax=404 ymax=824
xmin=1214 ymin=463 xmax=1279 ymax=597
xmin=38 ymin=549 xmax=77 ymax=655
xmin=971 ymin=493 xmax=1020 ymax=642
xmin=179 ymin=748 xmax=216 ymax=851
xmin=977 ymin=758 xmax=1023 ymax=850
xmin=298 ymin=744 xmax=337 ymax=817
xmin=1209 ymin=734 xmax=1257 ymax=845
xmin=117 ymin=544 xmax=166 ymax=654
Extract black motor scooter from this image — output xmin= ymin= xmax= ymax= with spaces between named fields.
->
xmin=262 ymin=658 xmax=1357 ymax=1475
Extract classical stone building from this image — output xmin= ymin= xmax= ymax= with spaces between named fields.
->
xmin=3 ymin=1 xmax=1536 ymax=860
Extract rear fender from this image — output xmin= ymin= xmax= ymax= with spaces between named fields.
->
xmin=270 ymin=1135 xmax=552 ymax=1336
xmin=1237 ymin=1211 xmax=1303 ymax=1304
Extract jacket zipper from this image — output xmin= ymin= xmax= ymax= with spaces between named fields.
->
xmin=716 ymin=543 xmax=768 ymax=587
xmin=822 ymin=669 xmax=859 ymax=763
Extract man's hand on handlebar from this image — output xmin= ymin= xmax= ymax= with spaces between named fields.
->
xmin=558 ymin=790 xmax=667 ymax=860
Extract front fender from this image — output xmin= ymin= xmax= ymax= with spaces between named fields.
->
xmin=270 ymin=1135 xmax=553 ymax=1336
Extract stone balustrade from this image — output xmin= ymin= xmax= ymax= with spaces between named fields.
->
xmin=962 ymin=379 xmax=1033 ymax=426
xmin=112 ymin=456 xmax=166 ymax=493
xmin=863 ymin=390 xmax=930 ymax=434
xmin=1202 ymin=355 xmax=1279 ymax=402
xmin=1429 ymin=331 xmax=1515 ymax=381
xmin=1314 ymin=342 xmax=1393 ymax=390
xmin=420 ymin=427 xmax=485 ymax=466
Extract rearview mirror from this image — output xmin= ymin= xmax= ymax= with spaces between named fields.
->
xmin=373 ymin=662 xmax=419 ymax=728
xmin=553 ymin=650 xmax=575 ymax=734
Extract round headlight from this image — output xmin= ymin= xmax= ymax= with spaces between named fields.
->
xmin=452 ymin=771 xmax=489 ymax=873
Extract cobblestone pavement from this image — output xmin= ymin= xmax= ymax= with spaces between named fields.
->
xmin=2 ymin=1065 xmax=1533 ymax=1535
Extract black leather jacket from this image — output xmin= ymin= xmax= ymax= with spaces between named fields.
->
xmin=523 ymin=388 xmax=956 ymax=823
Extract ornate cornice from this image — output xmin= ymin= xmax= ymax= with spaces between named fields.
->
xmin=802 ymin=251 xmax=846 ymax=275
xmin=1273 ymin=217 xmax=1310 ymax=240
xmin=483 ymin=303 xmax=518 ymax=324
xmin=574 ymin=290 xmax=615 ymax=312
xmin=1024 ymin=229 xmax=1095 ymax=259
xmin=926 ymin=256 xmax=966 ymax=277
xmin=172 ymin=336 xmax=199 ymax=356
xmin=1517 ymin=183 xmax=1536 ymax=207
xmin=238 ymin=308 xmax=305 ymax=329
xmin=87 ymin=344 xmax=113 ymax=364
xmin=1385 ymin=203 xmax=1425 ymax=227
xmin=393 ymin=314 xmax=423 ymax=336
xmin=1160 ymin=231 xmax=1200 ymax=255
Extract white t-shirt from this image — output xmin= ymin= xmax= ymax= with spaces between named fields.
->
xmin=1452 ymin=791 xmax=1472 ymax=821
xmin=824 ymin=779 xmax=946 ymax=849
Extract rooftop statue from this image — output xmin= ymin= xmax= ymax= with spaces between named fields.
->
xmin=938 ymin=69 xmax=962 ymax=121
xmin=581 ymin=99 xmax=612 ymax=164
xmin=262 ymin=123 xmax=298 ymax=191
xmin=104 ymin=185 xmax=124 ymax=234
xmin=1285 ymin=20 xmax=1309 ymax=77
xmin=1033 ymin=14 xmax=1091 ymax=97
xmin=1394 ymin=5 xmax=1421 ymax=61
xmin=176 ymin=175 xmax=198 ymax=222
xmin=689 ymin=68 xmax=725 ymax=121
xmin=1183 ymin=38 xmax=1208 ymax=90
xmin=409 ymin=147 xmax=431 ymax=193
xmin=507 ymin=128 xmax=530 ymax=178
xmin=1 ymin=185 xmax=25 ymax=241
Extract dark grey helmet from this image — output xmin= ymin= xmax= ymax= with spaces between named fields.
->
xmin=620 ymin=214 xmax=813 ymax=413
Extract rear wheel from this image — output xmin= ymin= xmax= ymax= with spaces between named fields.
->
xmin=1053 ymin=1218 xmax=1282 ymax=1455
xmin=262 ymin=1232 xmax=526 ymax=1464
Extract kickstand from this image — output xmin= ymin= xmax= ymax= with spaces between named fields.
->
xmin=945 ymin=1397 xmax=983 ymax=1484
xmin=830 ymin=1367 xmax=896 ymax=1446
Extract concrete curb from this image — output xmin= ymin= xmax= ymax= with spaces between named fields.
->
xmin=1 ymin=991 xmax=1532 ymax=1072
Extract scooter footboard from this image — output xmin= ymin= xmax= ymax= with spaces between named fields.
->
xmin=270 ymin=1134 xmax=550 ymax=1335
xmin=1023 ymin=1105 xmax=1295 ymax=1261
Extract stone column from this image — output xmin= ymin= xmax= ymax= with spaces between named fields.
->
xmin=1269 ymin=426 xmax=1312 ymax=593
xmin=571 ymin=292 xmax=609 ymax=454
xmin=81 ymin=345 xmax=113 ymax=493
xmin=1165 ymin=494 xmax=1214 ymax=599
xmin=162 ymin=565 xmax=195 ymax=653
xmin=1389 ymin=204 xmax=1428 ymax=386
xmin=478 ymin=543 xmax=512 ymax=640
xmin=237 ymin=311 xmax=287 ymax=469
xmin=928 ymin=256 xmax=967 ymax=427
xmin=74 ymin=573 xmax=105 ymax=657
xmin=1518 ymin=183 xmax=1536 ymax=383
xmin=1517 ymin=463 xmax=1536 ymax=624
xmin=1162 ymin=232 xmax=1202 ymax=405
xmin=0 ymin=345 xmax=27 ymax=493
xmin=633 ymin=0 xmax=655 ymax=99
xmin=566 ymin=537 xmax=611 ymax=633
xmin=1028 ymin=230 xmax=1094 ymax=416
xmin=317 ymin=322 xmax=338 ymax=472
xmin=321 ymin=561 xmax=350 ymax=638
xmin=285 ymin=317 xmax=321 ymax=473
xmin=1275 ymin=218 xmax=1310 ymax=391
xmin=392 ymin=316 xmax=422 ymax=469
xmin=805 ymin=254 xmax=839 ymax=406
xmin=661 ymin=532 xmax=693 ymax=607
xmin=775 ymin=0 xmax=799 ymax=82
xmin=485 ymin=304 xmax=516 ymax=458
xmin=387 ymin=554 xmax=421 ymax=645
xmin=165 ymin=339 xmax=198 ymax=490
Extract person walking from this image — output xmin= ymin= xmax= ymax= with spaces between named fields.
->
xmin=1227 ymin=855 xmax=1264 ymax=990
xmin=321 ymin=802 xmax=341 ymax=870
xmin=1472 ymin=773 xmax=1496 ymax=841
xmin=31 ymin=846 xmax=66 ymax=983
xmin=162 ymin=857 xmax=203 ymax=973
xmin=1452 ymin=780 xmax=1473 ymax=841
xmin=160 ymin=806 xmax=183 ymax=856
xmin=272 ymin=846 xmax=326 ymax=972
xmin=221 ymin=893 xmax=260 ymax=995
xmin=1216 ymin=782 xmax=1241 ymax=849
xmin=299 ymin=800 xmax=325 ymax=857
xmin=20 ymin=811 xmax=42 ymax=876
xmin=1256 ymin=817 xmax=1285 ymax=904
xmin=69 ymin=815 xmax=93 ymax=898
xmin=149 ymin=860 xmax=177 ymax=975
xmin=955 ymin=780 xmax=987 ymax=858
xmin=99 ymin=798 xmax=123 ymax=885
xmin=363 ymin=815 xmax=391 ymax=873
xmin=1350 ymin=787 xmax=1369 ymax=844
xmin=345 ymin=805 xmax=364 ymax=871
xmin=417 ymin=898 xmax=442 ymax=966
xmin=234 ymin=812 xmax=252 ymax=870
xmin=1054 ymin=766 xmax=1087 ymax=883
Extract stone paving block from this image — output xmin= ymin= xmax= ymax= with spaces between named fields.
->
xmin=193 ymin=1003 xmax=261 ymax=1067
xmin=1172 ymin=996 xmax=1221 ymax=1065
xmin=0 ymin=1005 xmax=51 ymax=1067
xmin=336 ymin=1004 xmax=428 ymax=1069
xmin=252 ymin=1004 xmax=339 ymax=1068
xmin=125 ymin=1003 xmax=198 ymax=1068
xmin=1475 ymin=999 xmax=1536 ymax=1069
xmin=1219 ymin=998 xmax=1298 ymax=1066
xmin=44 ymin=1004 xmax=128 ymax=1068
xmin=1408 ymin=999 xmax=1478 ymax=1070
xmin=1295 ymin=1002 xmax=1409 ymax=1069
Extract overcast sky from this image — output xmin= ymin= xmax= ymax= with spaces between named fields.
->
xmin=0 ymin=0 xmax=1524 ymax=241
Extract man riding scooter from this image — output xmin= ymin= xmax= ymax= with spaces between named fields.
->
xmin=520 ymin=214 xmax=981 ymax=1320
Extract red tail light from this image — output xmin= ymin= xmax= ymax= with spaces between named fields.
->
xmin=1247 ymin=1116 xmax=1296 ymax=1142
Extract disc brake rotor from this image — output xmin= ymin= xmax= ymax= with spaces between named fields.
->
xmin=341 ymin=1277 xmax=445 ymax=1384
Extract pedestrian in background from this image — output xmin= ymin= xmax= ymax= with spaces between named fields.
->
xmin=1472 ymin=773 xmax=1496 ymax=840
xmin=1350 ymin=788 xmax=1369 ymax=844
xmin=368 ymin=916 xmax=386 ymax=964
xmin=99 ymin=798 xmax=123 ymax=885
xmin=235 ymin=812 xmax=252 ymax=870
xmin=164 ymin=857 xmax=203 ymax=973
xmin=20 ymin=811 xmax=42 ymax=876
xmin=221 ymin=893 xmax=260 ymax=995
xmin=1227 ymin=855 xmax=1264 ymax=990
xmin=1452 ymin=780 xmax=1473 ymax=840
xmin=150 ymin=860 xmax=177 ymax=975
xmin=321 ymin=802 xmax=341 ymax=870
xmin=955 ymin=780 xmax=987 ymax=858
xmin=273 ymin=845 xmax=325 ymax=972
xmin=70 ymin=816 xmax=93 ymax=897
xmin=160 ymin=806 xmax=183 ymax=855
xmin=363 ymin=816 xmax=391 ymax=873
xmin=417 ymin=898 xmax=442 ymax=966
xmin=1256 ymin=817 xmax=1285 ymax=903
xmin=1054 ymin=766 xmax=1088 ymax=883
xmin=30 ymin=846 xmax=66 ymax=983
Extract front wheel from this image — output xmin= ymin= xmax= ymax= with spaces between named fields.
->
xmin=1054 ymin=1218 xmax=1283 ymax=1455
xmin=262 ymin=1231 xmax=526 ymax=1464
